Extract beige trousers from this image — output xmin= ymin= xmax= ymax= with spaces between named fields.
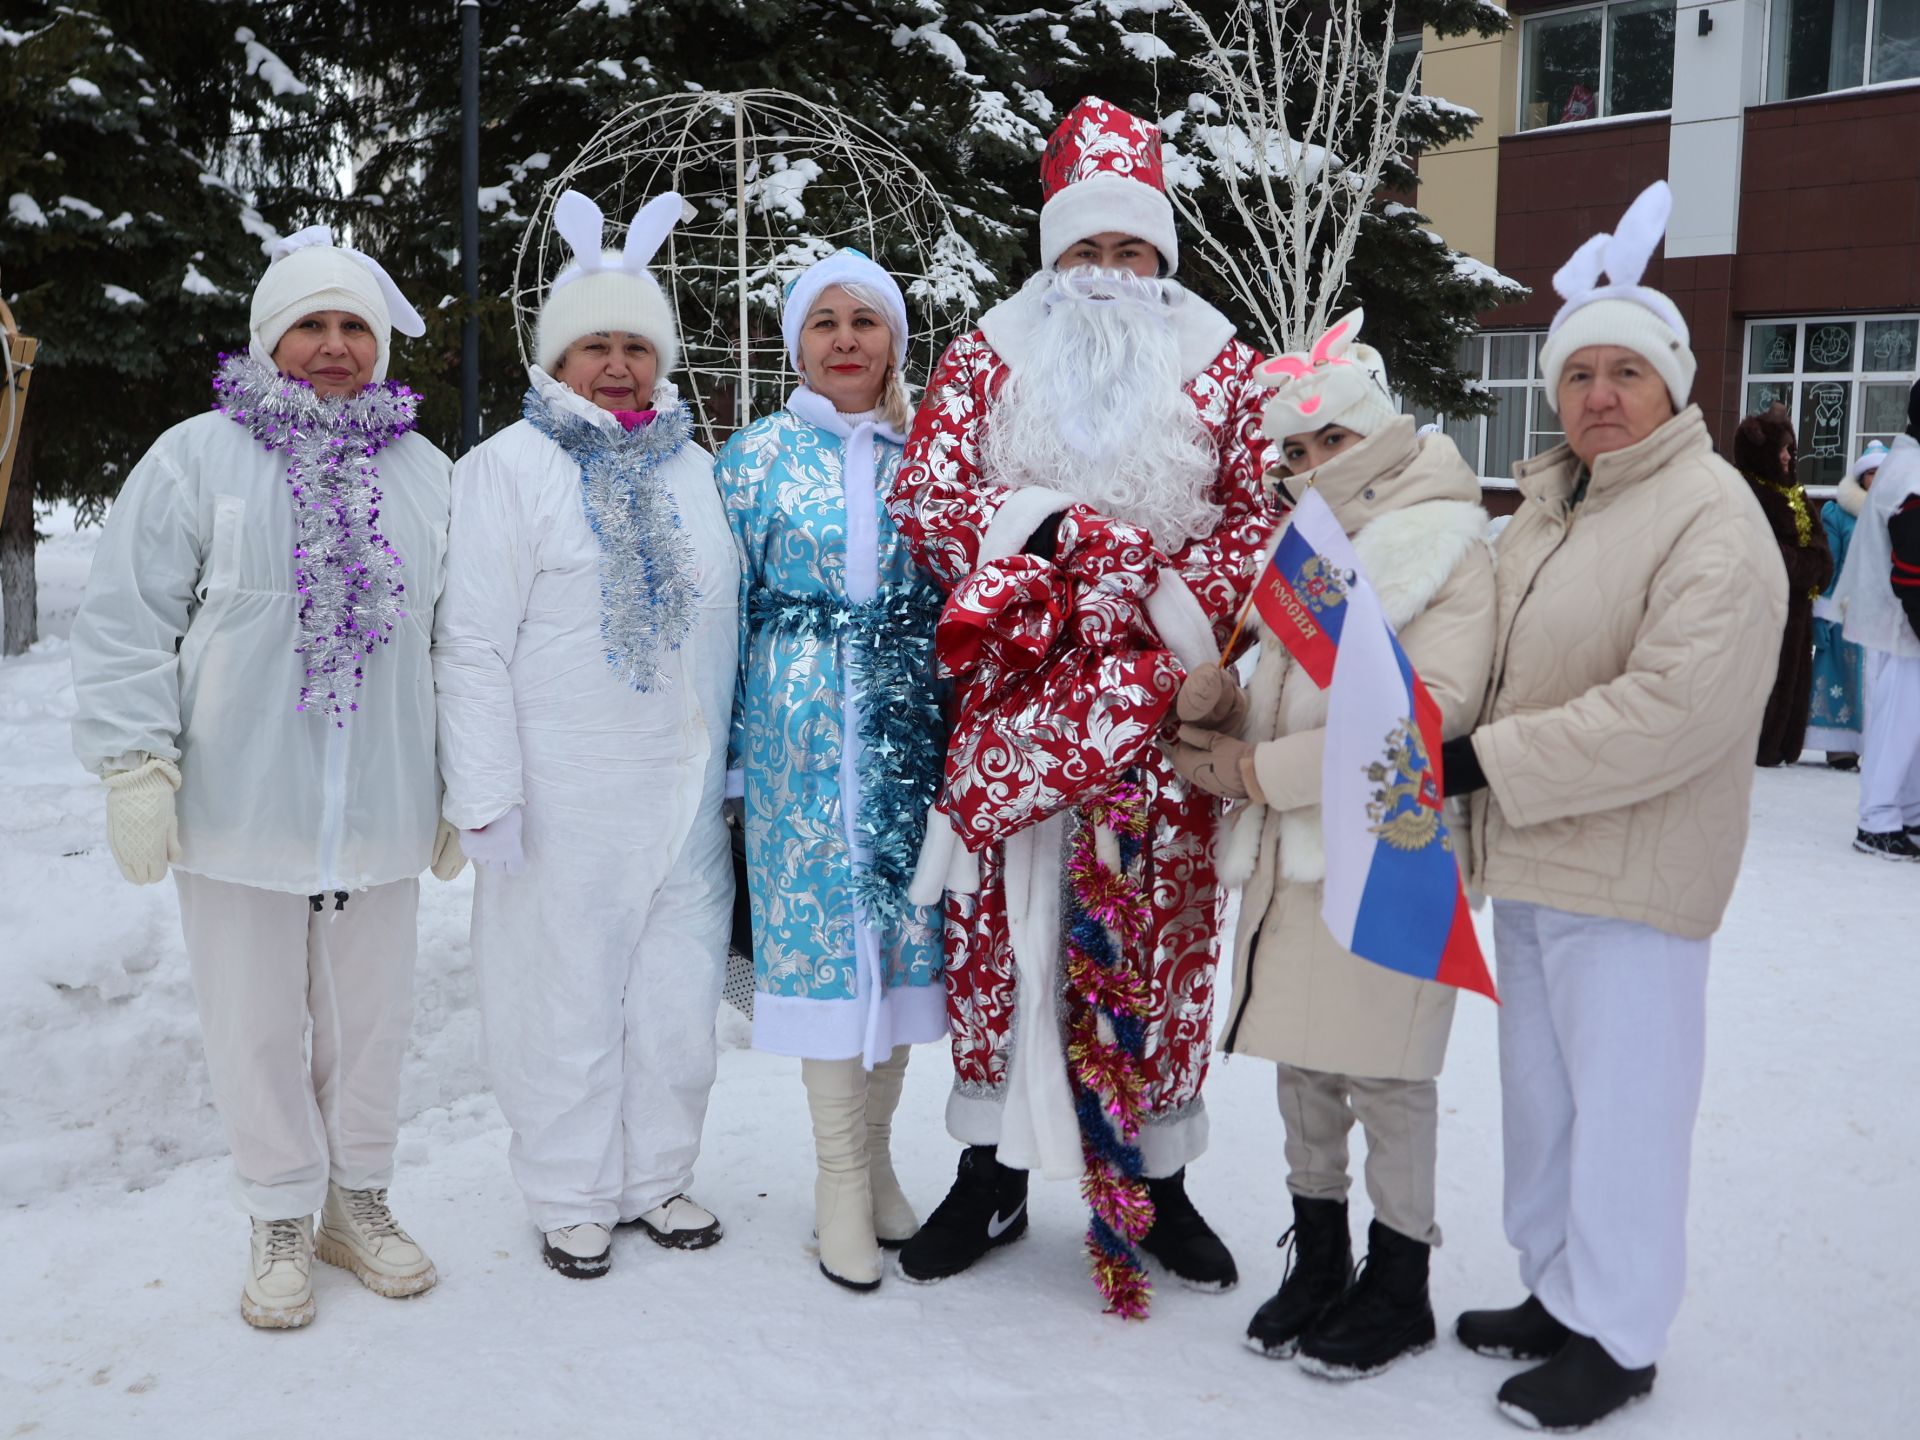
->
xmin=1274 ymin=1063 xmax=1440 ymax=1246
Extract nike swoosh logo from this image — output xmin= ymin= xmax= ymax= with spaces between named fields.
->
xmin=986 ymin=1202 xmax=1025 ymax=1240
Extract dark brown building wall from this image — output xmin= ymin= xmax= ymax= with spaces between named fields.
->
xmin=1736 ymin=89 xmax=1920 ymax=316
xmin=1489 ymin=116 xmax=1674 ymax=330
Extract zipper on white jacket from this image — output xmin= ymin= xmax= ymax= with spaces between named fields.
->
xmin=317 ymin=715 xmax=354 ymax=892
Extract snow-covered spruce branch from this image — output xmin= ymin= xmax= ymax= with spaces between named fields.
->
xmin=1165 ymin=0 xmax=1420 ymax=354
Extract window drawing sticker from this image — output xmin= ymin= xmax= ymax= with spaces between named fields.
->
xmin=1808 ymin=325 xmax=1852 ymax=369
xmin=1809 ymin=382 xmax=1847 ymax=456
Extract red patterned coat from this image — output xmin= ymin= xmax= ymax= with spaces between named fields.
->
xmin=887 ymin=286 xmax=1275 ymax=1151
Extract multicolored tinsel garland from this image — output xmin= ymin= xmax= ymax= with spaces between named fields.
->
xmin=746 ymin=583 xmax=946 ymax=933
xmin=1065 ymin=779 xmax=1158 ymax=1319
xmin=212 ymin=353 xmax=418 ymax=725
xmin=523 ymin=387 xmax=698 ymax=691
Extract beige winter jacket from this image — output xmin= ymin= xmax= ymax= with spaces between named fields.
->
xmin=1466 ymin=406 xmax=1787 ymax=940
xmin=1221 ymin=418 xmax=1496 ymax=1080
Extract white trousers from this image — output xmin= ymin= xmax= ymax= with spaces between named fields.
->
xmin=1491 ymin=899 xmax=1709 ymax=1370
xmin=472 ymin=806 xmax=731 ymax=1233
xmin=175 ymin=872 xmax=418 ymax=1220
xmin=1859 ymin=651 xmax=1920 ymax=834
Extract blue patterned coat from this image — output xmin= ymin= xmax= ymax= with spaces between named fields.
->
xmin=716 ymin=408 xmax=944 ymax=1008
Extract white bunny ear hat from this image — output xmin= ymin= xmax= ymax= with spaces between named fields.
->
xmin=535 ymin=189 xmax=685 ymax=376
xmin=249 ymin=225 xmax=427 ymax=383
xmin=1251 ymin=309 xmax=1397 ymax=443
xmin=1538 ymin=180 xmax=1696 ymax=411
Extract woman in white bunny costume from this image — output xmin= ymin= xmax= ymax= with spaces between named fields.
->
xmin=432 ymin=190 xmax=738 ymax=1279
xmin=1438 ymin=183 xmax=1785 ymax=1431
xmin=70 ymin=229 xmax=456 ymax=1329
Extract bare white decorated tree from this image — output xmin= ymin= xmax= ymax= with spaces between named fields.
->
xmin=1164 ymin=0 xmax=1422 ymax=356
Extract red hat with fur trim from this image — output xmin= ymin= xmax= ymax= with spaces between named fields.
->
xmin=1039 ymin=96 xmax=1179 ymax=276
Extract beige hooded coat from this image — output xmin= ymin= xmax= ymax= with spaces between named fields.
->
xmin=1221 ymin=417 xmax=1497 ymax=1080
xmin=1466 ymin=406 xmax=1787 ymax=939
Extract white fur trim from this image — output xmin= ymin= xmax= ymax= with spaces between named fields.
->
xmin=1039 ymin=170 xmax=1179 ymax=274
xmin=534 ymin=263 xmax=680 ymax=376
xmin=979 ymin=485 xmax=1077 ymax=566
xmin=1837 ymin=473 xmax=1870 ymax=516
xmin=907 ymin=805 xmax=979 ymax=906
xmin=1235 ymin=497 xmax=1490 ymax=886
xmin=1145 ymin=569 xmax=1219 ymax=673
xmin=977 ymin=279 xmax=1234 ymax=384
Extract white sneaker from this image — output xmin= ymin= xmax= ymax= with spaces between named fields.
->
xmin=316 ymin=1183 xmax=437 ymax=1298
xmin=242 ymin=1216 xmax=316 ymax=1329
xmin=541 ymin=1223 xmax=612 ymax=1279
xmin=629 ymin=1194 xmax=723 ymax=1251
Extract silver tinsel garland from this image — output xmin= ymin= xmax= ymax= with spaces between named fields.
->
xmin=523 ymin=388 xmax=698 ymax=691
xmin=212 ymin=353 xmax=418 ymax=724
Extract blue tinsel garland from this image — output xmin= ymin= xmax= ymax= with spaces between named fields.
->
xmin=747 ymin=582 xmax=946 ymax=930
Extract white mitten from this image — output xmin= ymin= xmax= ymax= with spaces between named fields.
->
xmin=430 ymin=817 xmax=469 ymax=881
xmin=460 ymin=806 xmax=526 ymax=876
xmin=102 ymin=757 xmax=182 ymax=885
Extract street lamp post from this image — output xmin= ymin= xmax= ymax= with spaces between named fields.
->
xmin=458 ymin=0 xmax=480 ymax=454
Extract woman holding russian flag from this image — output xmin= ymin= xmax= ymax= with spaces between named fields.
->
xmin=1167 ymin=310 xmax=1496 ymax=1381
xmin=1438 ymin=183 xmax=1786 ymax=1431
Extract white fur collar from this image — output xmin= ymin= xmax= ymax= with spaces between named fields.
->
xmin=527 ymin=363 xmax=680 ymax=435
xmin=977 ymin=279 xmax=1236 ymax=383
xmin=1837 ymin=474 xmax=1868 ymax=518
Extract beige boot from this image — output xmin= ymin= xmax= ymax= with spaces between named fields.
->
xmin=802 ymin=1057 xmax=882 ymax=1290
xmin=241 ymin=1216 xmax=316 ymax=1329
xmin=864 ymin=1045 xmax=918 ymax=1247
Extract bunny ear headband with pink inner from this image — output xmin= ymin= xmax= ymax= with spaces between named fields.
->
xmin=1252 ymin=308 xmax=1383 ymax=438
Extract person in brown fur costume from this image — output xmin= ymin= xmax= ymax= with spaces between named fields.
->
xmin=1734 ymin=412 xmax=1833 ymax=766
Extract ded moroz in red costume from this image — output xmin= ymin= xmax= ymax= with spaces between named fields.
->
xmin=887 ymin=96 xmax=1276 ymax=1315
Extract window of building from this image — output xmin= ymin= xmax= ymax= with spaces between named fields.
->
xmin=1388 ymin=33 xmax=1423 ymax=93
xmin=1520 ymin=0 xmax=1676 ymax=131
xmin=1766 ymin=0 xmax=1920 ymax=101
xmin=1743 ymin=315 xmax=1920 ymax=487
xmin=1403 ymin=331 xmax=1561 ymax=484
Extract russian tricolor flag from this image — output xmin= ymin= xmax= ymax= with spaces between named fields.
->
xmin=1251 ymin=490 xmax=1496 ymax=1002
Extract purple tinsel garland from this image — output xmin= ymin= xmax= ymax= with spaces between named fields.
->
xmin=212 ymin=353 xmax=419 ymax=725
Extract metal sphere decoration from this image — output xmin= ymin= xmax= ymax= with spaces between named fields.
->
xmin=515 ymin=90 xmax=987 ymax=451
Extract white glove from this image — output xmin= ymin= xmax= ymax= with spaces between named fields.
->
xmin=102 ymin=756 xmax=182 ymax=885
xmin=430 ymin=817 xmax=469 ymax=881
xmin=460 ymin=806 xmax=526 ymax=876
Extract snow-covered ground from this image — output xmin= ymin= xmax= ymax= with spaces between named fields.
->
xmin=2 ymin=509 xmax=1914 ymax=1439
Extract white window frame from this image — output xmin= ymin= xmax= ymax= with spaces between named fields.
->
xmin=1400 ymin=331 xmax=1559 ymax=488
xmin=1516 ymin=0 xmax=1677 ymax=133
xmin=1762 ymin=0 xmax=1920 ymax=104
xmin=1741 ymin=312 xmax=1920 ymax=495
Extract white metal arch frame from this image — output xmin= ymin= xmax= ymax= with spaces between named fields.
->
xmin=514 ymin=90 xmax=986 ymax=452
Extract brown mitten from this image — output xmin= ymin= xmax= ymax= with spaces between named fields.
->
xmin=1177 ymin=664 xmax=1249 ymax=733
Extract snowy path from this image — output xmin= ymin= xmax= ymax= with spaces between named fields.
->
xmin=3 ymin=514 xmax=1915 ymax=1439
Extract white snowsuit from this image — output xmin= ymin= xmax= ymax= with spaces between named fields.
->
xmin=433 ymin=372 xmax=738 ymax=1232
xmin=70 ymin=408 xmax=450 ymax=1217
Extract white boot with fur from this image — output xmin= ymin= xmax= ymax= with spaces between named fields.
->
xmin=864 ymin=1045 xmax=918 ymax=1247
xmin=802 ymin=1056 xmax=883 ymax=1290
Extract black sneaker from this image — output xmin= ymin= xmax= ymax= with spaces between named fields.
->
xmin=1854 ymin=828 xmax=1920 ymax=861
xmin=1457 ymin=1294 xmax=1572 ymax=1361
xmin=1138 ymin=1168 xmax=1238 ymax=1292
xmin=1295 ymin=1219 xmax=1435 ymax=1380
xmin=895 ymin=1145 xmax=1028 ymax=1283
xmin=1825 ymin=753 xmax=1859 ymax=771
xmin=1245 ymin=1196 xmax=1351 ymax=1358
xmin=1497 ymin=1334 xmax=1655 ymax=1431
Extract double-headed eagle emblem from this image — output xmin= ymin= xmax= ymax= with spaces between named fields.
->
xmin=1293 ymin=556 xmax=1352 ymax=614
xmin=1364 ymin=719 xmax=1449 ymax=853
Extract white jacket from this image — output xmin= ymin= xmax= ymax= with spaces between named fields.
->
xmin=70 ymin=409 xmax=451 ymax=893
xmin=1839 ymin=433 xmax=1920 ymax=659
xmin=431 ymin=371 xmax=737 ymax=836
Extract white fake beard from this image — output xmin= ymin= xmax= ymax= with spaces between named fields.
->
xmin=983 ymin=268 xmax=1223 ymax=551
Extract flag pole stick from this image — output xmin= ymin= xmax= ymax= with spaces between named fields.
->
xmin=1220 ymin=589 xmax=1257 ymax=665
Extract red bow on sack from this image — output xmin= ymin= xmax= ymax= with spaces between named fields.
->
xmin=936 ymin=554 xmax=1070 ymax=680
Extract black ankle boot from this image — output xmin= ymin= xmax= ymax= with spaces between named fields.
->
xmin=1245 ymin=1196 xmax=1351 ymax=1359
xmin=1457 ymin=1293 xmax=1572 ymax=1361
xmin=1497 ymin=1334 xmax=1656 ymax=1431
xmin=1296 ymin=1219 xmax=1436 ymax=1379
xmin=1137 ymin=1168 xmax=1238 ymax=1292
xmin=895 ymin=1145 xmax=1027 ymax=1283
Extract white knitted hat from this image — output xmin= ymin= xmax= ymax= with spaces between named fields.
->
xmin=1537 ymin=181 xmax=1695 ymax=411
xmin=781 ymin=247 xmax=909 ymax=373
xmin=249 ymin=226 xmax=425 ymax=382
xmin=1251 ymin=309 xmax=1397 ymax=442
xmin=534 ymin=190 xmax=684 ymax=376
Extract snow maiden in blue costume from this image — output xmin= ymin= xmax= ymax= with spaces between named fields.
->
xmin=716 ymin=249 xmax=946 ymax=1292
xmin=1808 ymin=442 xmax=1879 ymax=765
